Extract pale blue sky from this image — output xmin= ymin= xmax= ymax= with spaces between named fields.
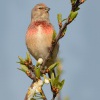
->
xmin=0 ymin=0 xmax=100 ymax=100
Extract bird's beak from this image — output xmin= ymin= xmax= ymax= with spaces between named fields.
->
xmin=45 ymin=7 xmax=50 ymax=12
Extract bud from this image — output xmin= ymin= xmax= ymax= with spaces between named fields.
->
xmin=43 ymin=74 xmax=50 ymax=84
xmin=44 ymin=78 xmax=50 ymax=84
xmin=37 ymin=58 xmax=43 ymax=65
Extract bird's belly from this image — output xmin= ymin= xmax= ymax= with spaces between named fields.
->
xmin=26 ymin=32 xmax=52 ymax=60
xmin=33 ymin=40 xmax=49 ymax=60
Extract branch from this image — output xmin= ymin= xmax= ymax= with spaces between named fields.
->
xmin=40 ymin=0 xmax=85 ymax=70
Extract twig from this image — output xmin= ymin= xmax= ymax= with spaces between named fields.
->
xmin=52 ymin=93 xmax=56 ymax=100
xmin=41 ymin=88 xmax=47 ymax=100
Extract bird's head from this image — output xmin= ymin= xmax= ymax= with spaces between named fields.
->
xmin=31 ymin=3 xmax=50 ymax=23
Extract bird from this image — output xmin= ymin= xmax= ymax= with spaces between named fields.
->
xmin=25 ymin=3 xmax=59 ymax=68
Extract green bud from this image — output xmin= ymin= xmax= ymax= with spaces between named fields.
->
xmin=57 ymin=13 xmax=62 ymax=28
xmin=69 ymin=11 xmax=78 ymax=21
xmin=57 ymin=79 xmax=65 ymax=90
xmin=18 ymin=56 xmax=25 ymax=64
xmin=57 ymin=13 xmax=62 ymax=24
xmin=71 ymin=0 xmax=77 ymax=4
xmin=26 ymin=52 xmax=31 ymax=61
xmin=34 ymin=67 xmax=40 ymax=78
xmin=53 ymin=75 xmax=60 ymax=86
xmin=51 ymin=73 xmax=55 ymax=86
xmin=48 ymin=62 xmax=59 ymax=72
xmin=18 ymin=65 xmax=28 ymax=73
xmin=52 ymin=30 xmax=57 ymax=40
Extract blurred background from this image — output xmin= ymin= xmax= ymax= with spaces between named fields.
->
xmin=0 ymin=0 xmax=100 ymax=100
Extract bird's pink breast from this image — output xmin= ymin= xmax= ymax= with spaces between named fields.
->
xmin=27 ymin=21 xmax=53 ymax=35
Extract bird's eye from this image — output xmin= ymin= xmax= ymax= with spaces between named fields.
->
xmin=38 ymin=7 xmax=43 ymax=9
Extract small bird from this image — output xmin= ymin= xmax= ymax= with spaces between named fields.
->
xmin=26 ymin=3 xmax=59 ymax=67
